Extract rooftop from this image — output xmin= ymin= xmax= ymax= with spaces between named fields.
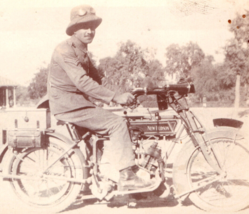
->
xmin=0 ymin=76 xmax=18 ymax=87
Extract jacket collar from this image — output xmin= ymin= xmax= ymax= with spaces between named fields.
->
xmin=69 ymin=35 xmax=88 ymax=55
xmin=68 ymin=36 xmax=90 ymax=72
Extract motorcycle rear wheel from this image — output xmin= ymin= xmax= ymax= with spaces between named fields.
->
xmin=5 ymin=136 xmax=86 ymax=213
xmin=174 ymin=137 xmax=249 ymax=212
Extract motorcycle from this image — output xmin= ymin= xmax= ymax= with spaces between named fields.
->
xmin=1 ymin=82 xmax=249 ymax=213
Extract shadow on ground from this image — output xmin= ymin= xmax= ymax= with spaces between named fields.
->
xmin=65 ymin=177 xmax=193 ymax=212
xmin=65 ymin=194 xmax=188 ymax=212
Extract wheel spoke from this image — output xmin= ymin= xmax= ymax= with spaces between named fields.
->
xmin=187 ymin=138 xmax=249 ymax=211
xmin=7 ymin=137 xmax=83 ymax=212
xmin=222 ymin=142 xmax=236 ymax=170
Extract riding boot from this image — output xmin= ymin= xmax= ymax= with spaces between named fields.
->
xmin=119 ymin=166 xmax=155 ymax=191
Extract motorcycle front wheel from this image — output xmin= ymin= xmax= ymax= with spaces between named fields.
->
xmin=4 ymin=136 xmax=86 ymax=213
xmin=173 ymin=137 xmax=249 ymax=212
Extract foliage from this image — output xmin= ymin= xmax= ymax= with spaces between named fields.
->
xmin=15 ymin=85 xmax=31 ymax=106
xmin=223 ymin=39 xmax=247 ymax=76
xmin=98 ymin=40 xmax=165 ymax=93
xmin=190 ymin=56 xmax=218 ymax=99
xmin=227 ymin=11 xmax=249 ymax=77
xmin=147 ymin=59 xmax=165 ymax=87
xmin=163 ymin=42 xmax=231 ymax=103
xmin=164 ymin=42 xmax=205 ymax=80
xmin=216 ymin=62 xmax=236 ymax=89
xmin=28 ymin=65 xmax=49 ymax=99
xmin=223 ymin=11 xmax=249 ymax=107
xmin=22 ymin=22 xmax=249 ymax=108
xmin=228 ymin=11 xmax=249 ymax=47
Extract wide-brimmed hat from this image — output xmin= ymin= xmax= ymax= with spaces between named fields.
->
xmin=66 ymin=5 xmax=102 ymax=36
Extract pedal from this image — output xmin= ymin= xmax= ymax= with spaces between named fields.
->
xmin=90 ymin=176 xmax=114 ymax=200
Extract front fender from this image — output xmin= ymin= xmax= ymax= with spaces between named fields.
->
xmin=213 ymin=118 xmax=243 ymax=129
xmin=202 ymin=126 xmax=244 ymax=142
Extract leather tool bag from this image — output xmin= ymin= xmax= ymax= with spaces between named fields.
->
xmin=8 ymin=129 xmax=44 ymax=148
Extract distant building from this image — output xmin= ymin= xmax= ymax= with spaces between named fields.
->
xmin=0 ymin=76 xmax=18 ymax=109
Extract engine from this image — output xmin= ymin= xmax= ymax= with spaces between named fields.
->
xmin=126 ymin=111 xmax=179 ymax=177
xmin=134 ymin=141 xmax=163 ymax=174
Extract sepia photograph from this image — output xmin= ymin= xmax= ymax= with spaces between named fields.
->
xmin=0 ymin=0 xmax=249 ymax=213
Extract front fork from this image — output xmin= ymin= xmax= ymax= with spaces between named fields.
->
xmin=191 ymin=132 xmax=224 ymax=175
xmin=180 ymin=110 xmax=224 ymax=175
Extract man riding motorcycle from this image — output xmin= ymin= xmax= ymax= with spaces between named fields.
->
xmin=47 ymin=4 xmax=155 ymax=191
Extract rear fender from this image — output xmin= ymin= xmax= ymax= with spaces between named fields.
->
xmin=45 ymin=131 xmax=86 ymax=162
xmin=46 ymin=131 xmax=74 ymax=145
xmin=46 ymin=131 xmax=88 ymax=182
xmin=1 ymin=132 xmax=87 ymax=173
xmin=0 ymin=132 xmax=75 ymax=164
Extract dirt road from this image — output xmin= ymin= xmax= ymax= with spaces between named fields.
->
xmin=1 ymin=178 xmax=249 ymax=214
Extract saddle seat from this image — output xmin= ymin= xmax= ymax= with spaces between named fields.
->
xmin=56 ymin=120 xmax=109 ymax=141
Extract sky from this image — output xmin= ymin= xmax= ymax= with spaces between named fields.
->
xmin=0 ymin=0 xmax=248 ymax=85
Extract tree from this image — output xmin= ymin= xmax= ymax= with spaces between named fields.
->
xmin=98 ymin=57 xmax=124 ymax=91
xmin=190 ymin=56 xmax=218 ymax=101
xmin=165 ymin=42 xmax=205 ymax=80
xmin=229 ymin=11 xmax=249 ymax=46
xmin=28 ymin=64 xmax=49 ymax=99
xmin=16 ymin=85 xmax=31 ymax=106
xmin=98 ymin=40 xmax=164 ymax=93
xmin=223 ymin=39 xmax=247 ymax=108
xmin=190 ymin=55 xmax=237 ymax=105
xmin=226 ymin=11 xmax=249 ymax=108
xmin=147 ymin=59 xmax=165 ymax=87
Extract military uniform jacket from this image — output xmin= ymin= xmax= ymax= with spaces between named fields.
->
xmin=48 ymin=36 xmax=115 ymax=115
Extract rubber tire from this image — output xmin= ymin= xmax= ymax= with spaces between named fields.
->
xmin=4 ymin=135 xmax=87 ymax=213
xmin=173 ymin=137 xmax=249 ymax=212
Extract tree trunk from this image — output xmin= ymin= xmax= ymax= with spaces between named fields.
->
xmin=245 ymin=83 xmax=249 ymax=107
xmin=234 ymin=74 xmax=240 ymax=109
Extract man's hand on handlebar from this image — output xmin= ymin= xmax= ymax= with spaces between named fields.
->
xmin=112 ymin=92 xmax=135 ymax=105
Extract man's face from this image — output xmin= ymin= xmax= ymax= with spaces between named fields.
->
xmin=74 ymin=26 xmax=96 ymax=44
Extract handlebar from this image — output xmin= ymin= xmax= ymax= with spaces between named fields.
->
xmin=121 ymin=83 xmax=195 ymax=109
xmin=131 ymin=83 xmax=195 ymax=97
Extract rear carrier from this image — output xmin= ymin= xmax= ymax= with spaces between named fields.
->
xmin=7 ymin=128 xmax=45 ymax=148
xmin=1 ymin=108 xmax=50 ymax=148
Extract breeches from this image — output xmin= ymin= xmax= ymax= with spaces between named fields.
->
xmin=55 ymin=107 xmax=135 ymax=170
